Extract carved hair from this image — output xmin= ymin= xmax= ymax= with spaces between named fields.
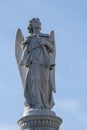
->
xmin=27 ymin=18 xmax=41 ymax=34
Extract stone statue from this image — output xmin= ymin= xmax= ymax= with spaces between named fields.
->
xmin=15 ymin=18 xmax=56 ymax=116
xmin=15 ymin=18 xmax=62 ymax=130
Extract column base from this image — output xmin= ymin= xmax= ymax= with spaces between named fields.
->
xmin=18 ymin=109 xmax=62 ymax=130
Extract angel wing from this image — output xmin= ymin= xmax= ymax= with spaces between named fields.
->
xmin=15 ymin=28 xmax=28 ymax=89
xmin=50 ymin=31 xmax=56 ymax=93
xmin=50 ymin=31 xmax=56 ymax=63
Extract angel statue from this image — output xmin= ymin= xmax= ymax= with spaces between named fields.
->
xmin=15 ymin=18 xmax=56 ymax=116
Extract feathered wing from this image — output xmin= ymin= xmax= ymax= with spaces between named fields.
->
xmin=50 ymin=31 xmax=56 ymax=93
xmin=15 ymin=28 xmax=28 ymax=89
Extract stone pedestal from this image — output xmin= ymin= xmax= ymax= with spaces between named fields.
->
xmin=18 ymin=109 xmax=62 ymax=130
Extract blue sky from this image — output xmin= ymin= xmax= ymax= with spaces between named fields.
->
xmin=0 ymin=0 xmax=87 ymax=130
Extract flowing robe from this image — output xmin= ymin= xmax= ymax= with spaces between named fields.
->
xmin=22 ymin=34 xmax=55 ymax=109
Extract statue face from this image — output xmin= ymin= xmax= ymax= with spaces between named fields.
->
xmin=32 ymin=21 xmax=40 ymax=29
xmin=32 ymin=21 xmax=41 ymax=34
xmin=28 ymin=18 xmax=41 ymax=34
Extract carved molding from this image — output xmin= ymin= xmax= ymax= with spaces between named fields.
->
xmin=18 ymin=115 xmax=62 ymax=130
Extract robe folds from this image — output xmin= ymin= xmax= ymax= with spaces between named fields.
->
xmin=22 ymin=34 xmax=55 ymax=109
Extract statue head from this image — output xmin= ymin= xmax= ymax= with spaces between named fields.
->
xmin=27 ymin=18 xmax=41 ymax=34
